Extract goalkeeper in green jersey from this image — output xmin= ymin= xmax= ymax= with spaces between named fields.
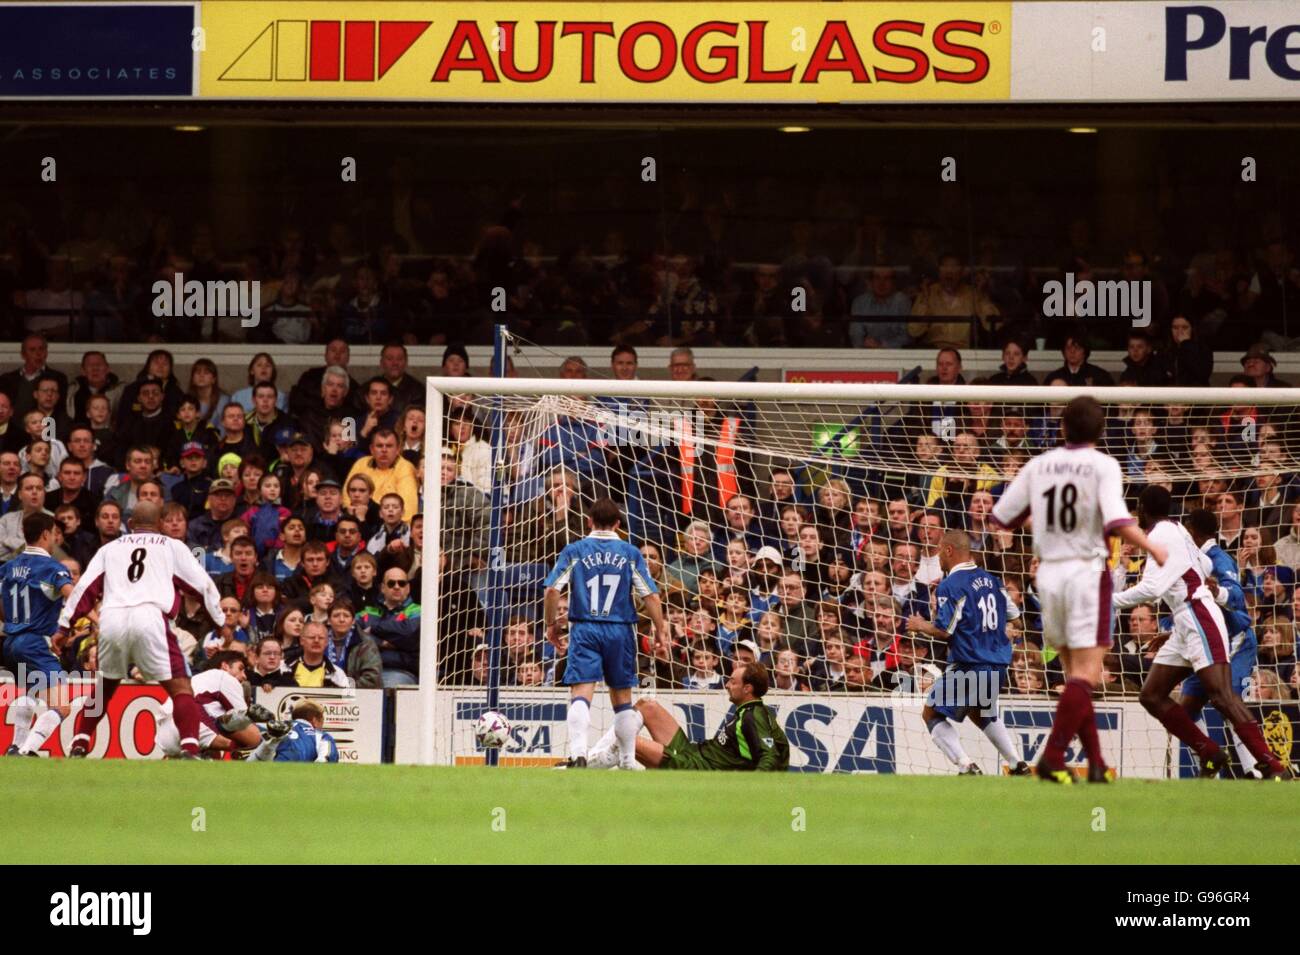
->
xmin=588 ymin=661 xmax=790 ymax=771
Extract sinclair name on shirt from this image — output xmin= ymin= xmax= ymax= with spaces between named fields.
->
xmin=581 ymin=550 xmax=629 ymax=572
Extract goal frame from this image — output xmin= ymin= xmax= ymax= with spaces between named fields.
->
xmin=418 ymin=376 xmax=1298 ymax=766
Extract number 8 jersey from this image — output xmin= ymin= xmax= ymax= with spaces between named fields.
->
xmin=990 ymin=445 xmax=1135 ymax=562
xmin=59 ymin=532 xmax=225 ymax=627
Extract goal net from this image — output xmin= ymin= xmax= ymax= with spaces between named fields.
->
xmin=420 ymin=360 xmax=1299 ymax=777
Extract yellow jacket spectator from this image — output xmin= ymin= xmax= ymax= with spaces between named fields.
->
xmin=346 ymin=428 xmax=420 ymax=521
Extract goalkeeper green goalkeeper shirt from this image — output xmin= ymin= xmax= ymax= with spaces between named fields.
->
xmin=697 ymin=700 xmax=790 ymax=771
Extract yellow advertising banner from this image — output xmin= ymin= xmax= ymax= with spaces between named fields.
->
xmin=199 ymin=1 xmax=1012 ymax=102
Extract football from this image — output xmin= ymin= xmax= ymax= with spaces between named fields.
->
xmin=474 ymin=711 xmax=512 ymax=750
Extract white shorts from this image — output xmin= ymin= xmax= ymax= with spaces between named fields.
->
xmin=154 ymin=706 xmax=219 ymax=756
xmin=1035 ymin=558 xmax=1114 ymax=650
xmin=97 ymin=605 xmax=188 ymax=682
xmin=1154 ymin=600 xmax=1230 ymax=673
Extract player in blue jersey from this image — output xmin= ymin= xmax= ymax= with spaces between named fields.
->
xmin=248 ymin=699 xmax=339 ymax=762
xmin=3 ymin=513 xmax=78 ymax=756
xmin=544 ymin=497 xmax=669 ymax=769
xmin=1182 ymin=509 xmax=1264 ymax=777
xmin=906 ymin=530 xmax=1032 ymax=776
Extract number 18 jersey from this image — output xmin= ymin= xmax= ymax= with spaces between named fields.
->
xmin=990 ymin=445 xmax=1134 ymax=562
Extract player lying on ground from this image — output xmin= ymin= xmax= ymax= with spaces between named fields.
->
xmin=152 ymin=651 xmax=275 ymax=757
xmin=990 ymin=396 xmax=1169 ymax=784
xmin=1116 ymin=486 xmax=1291 ymax=780
xmin=1181 ymin=508 xmax=1264 ymax=777
xmin=587 ymin=661 xmax=790 ymax=771
xmin=3 ymin=512 xmax=80 ymax=756
xmin=55 ymin=501 xmax=227 ymax=759
xmin=247 ymin=699 xmax=339 ymax=762
xmin=543 ymin=497 xmax=669 ymax=769
xmin=906 ymin=530 xmax=1031 ymax=776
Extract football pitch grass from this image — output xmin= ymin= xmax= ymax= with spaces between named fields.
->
xmin=4 ymin=760 xmax=1296 ymax=864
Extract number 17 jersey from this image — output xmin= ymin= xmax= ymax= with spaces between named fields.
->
xmin=990 ymin=445 xmax=1134 ymax=562
xmin=544 ymin=530 xmax=656 ymax=623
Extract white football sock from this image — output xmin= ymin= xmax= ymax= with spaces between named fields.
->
xmin=929 ymin=719 xmax=971 ymax=768
xmin=19 ymin=709 xmax=62 ymax=755
xmin=251 ymin=738 xmax=280 ymax=761
xmin=1227 ymin=726 xmax=1259 ymax=776
xmin=9 ymin=697 xmax=39 ymax=749
xmin=614 ymin=708 xmax=643 ymax=769
xmin=567 ymin=697 xmax=590 ymax=760
xmin=588 ymin=724 xmax=619 ymax=764
xmin=981 ymin=716 xmax=1022 ymax=766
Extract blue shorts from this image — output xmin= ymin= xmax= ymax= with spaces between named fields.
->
xmin=926 ymin=662 xmax=1006 ymax=723
xmin=1181 ymin=646 xmax=1256 ymax=701
xmin=2 ymin=633 xmax=67 ymax=692
xmin=565 ymin=621 xmax=637 ymax=689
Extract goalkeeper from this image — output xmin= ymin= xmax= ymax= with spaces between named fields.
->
xmin=589 ymin=662 xmax=789 ymax=771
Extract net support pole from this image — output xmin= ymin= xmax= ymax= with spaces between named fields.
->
xmin=418 ymin=377 xmax=445 ymax=766
xmin=483 ymin=324 xmax=511 ymax=766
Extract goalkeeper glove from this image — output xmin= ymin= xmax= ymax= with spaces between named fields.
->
xmin=263 ymin=720 xmax=292 ymax=740
xmin=244 ymin=703 xmax=276 ymax=724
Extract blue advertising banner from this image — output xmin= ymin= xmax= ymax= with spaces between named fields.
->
xmin=0 ymin=4 xmax=194 ymax=97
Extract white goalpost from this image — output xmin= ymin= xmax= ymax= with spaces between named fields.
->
xmin=418 ymin=373 xmax=1300 ymax=776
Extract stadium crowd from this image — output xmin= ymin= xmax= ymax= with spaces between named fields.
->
xmin=0 ymin=322 xmax=1294 ymax=706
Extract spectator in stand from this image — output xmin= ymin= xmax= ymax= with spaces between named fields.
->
xmin=398 ymin=406 xmax=425 ymax=468
xmin=65 ymin=350 xmax=123 ymax=424
xmin=849 ymin=266 xmax=912 ymax=349
xmin=347 ymin=549 xmax=381 ymax=607
xmin=265 ymin=513 xmax=307 ymax=582
xmin=186 ymin=358 xmax=231 ymax=425
xmin=50 ymin=457 xmax=98 ymax=528
xmin=347 ymin=428 xmax=420 ymax=522
xmin=64 ymin=425 xmax=113 ymax=496
xmin=1216 ymin=490 xmax=1246 ymax=551
xmin=216 ymin=537 xmax=261 ymax=603
xmin=163 ymin=398 xmax=218 ymax=470
xmin=0 ymin=394 xmax=24 ymax=455
xmin=103 ymin=445 xmax=158 ymax=521
xmin=907 ymin=253 xmax=1000 ymax=349
xmin=229 ymin=352 xmax=289 ymax=414
xmin=117 ymin=377 xmax=175 ymax=457
xmin=356 ymin=377 xmax=399 ymax=446
xmin=1164 ymin=315 xmax=1213 ymax=387
xmin=187 ymin=478 xmax=240 ymax=551
xmin=331 ymin=515 xmax=366 ymax=576
xmin=986 ymin=333 xmax=1038 ymax=386
xmin=0 ymin=473 xmax=53 ymax=563
xmin=445 ymin=410 xmax=489 ymax=495
xmin=1119 ymin=329 xmax=1171 ymax=387
xmin=243 ymin=382 xmax=295 ymax=461
xmin=1047 ymin=325 xmax=1115 ymax=387
xmin=0 ymin=334 xmax=69 ymax=419
xmin=281 ymin=543 xmax=341 ymax=608
xmin=213 ymin=401 xmax=259 ymax=469
xmin=245 ymin=637 xmax=295 ymax=693
xmin=808 ymin=635 xmax=848 ymax=691
xmin=378 ymin=342 xmax=424 ymax=414
xmin=31 ymin=373 xmax=72 ymax=442
xmin=359 ymin=567 xmax=421 ymax=686
xmin=1274 ymin=504 xmax=1300 ymax=569
xmin=1240 ymin=344 xmax=1289 ymax=388
xmin=438 ymin=447 xmax=487 ymax=572
xmin=338 ymin=264 xmax=392 ymax=345
xmin=114 ymin=350 xmax=184 ymax=431
xmin=775 ymin=572 xmax=819 ymax=659
xmin=291 ymin=340 xmax=361 ymax=419
xmin=345 ymin=473 xmax=381 ymax=538
xmin=667 ymin=521 xmax=720 ymax=595
xmin=284 ymin=619 xmax=351 ymax=688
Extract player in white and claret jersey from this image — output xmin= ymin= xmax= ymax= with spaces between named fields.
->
xmin=153 ymin=650 xmax=280 ymax=758
xmin=1118 ymin=486 xmax=1292 ymax=780
xmin=990 ymin=396 xmax=1168 ymax=784
xmin=55 ymin=501 xmax=226 ymax=759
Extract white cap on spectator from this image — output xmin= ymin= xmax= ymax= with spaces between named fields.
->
xmin=736 ymin=638 xmax=762 ymax=659
xmin=753 ymin=546 xmax=783 ymax=567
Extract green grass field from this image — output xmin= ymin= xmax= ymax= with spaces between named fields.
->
xmin=3 ymin=761 xmax=1295 ymax=864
